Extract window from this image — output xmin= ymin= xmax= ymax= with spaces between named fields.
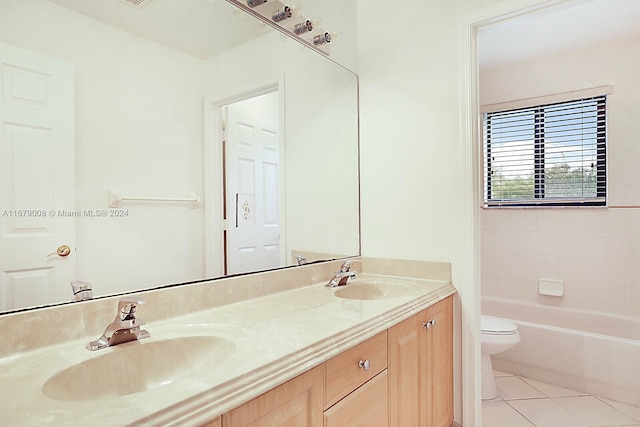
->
xmin=482 ymin=95 xmax=607 ymax=207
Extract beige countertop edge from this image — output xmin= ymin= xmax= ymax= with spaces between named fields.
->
xmin=131 ymin=283 xmax=457 ymax=427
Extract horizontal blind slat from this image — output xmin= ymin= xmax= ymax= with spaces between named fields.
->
xmin=483 ymin=94 xmax=606 ymax=206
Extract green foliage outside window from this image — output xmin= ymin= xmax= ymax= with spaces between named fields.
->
xmin=490 ymin=163 xmax=597 ymax=200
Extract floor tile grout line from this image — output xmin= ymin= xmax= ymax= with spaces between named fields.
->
xmin=487 ymin=373 xmax=640 ymax=427
xmin=487 ymin=374 xmax=640 ymax=427
xmin=549 ymin=394 xmax=639 ymax=426
xmin=546 ymin=396 xmax=594 ymax=427
xmin=495 ymin=395 xmax=640 ymax=427
xmin=503 ymin=398 xmax=542 ymax=427
xmin=516 ymin=375 xmax=588 ymax=399
xmin=591 ymin=395 xmax=640 ymax=423
xmin=502 ymin=396 xmax=551 ymax=401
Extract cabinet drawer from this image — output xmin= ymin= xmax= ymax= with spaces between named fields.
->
xmin=325 ymin=331 xmax=387 ymax=408
xmin=324 ymin=370 xmax=389 ymax=427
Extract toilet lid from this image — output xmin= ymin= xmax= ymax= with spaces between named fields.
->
xmin=481 ymin=315 xmax=518 ymax=335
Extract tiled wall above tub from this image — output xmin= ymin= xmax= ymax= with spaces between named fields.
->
xmin=480 ymin=34 xmax=640 ymax=320
xmin=482 ymin=207 xmax=640 ymax=318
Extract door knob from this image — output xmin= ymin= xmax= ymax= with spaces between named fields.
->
xmin=48 ymin=245 xmax=71 ymax=257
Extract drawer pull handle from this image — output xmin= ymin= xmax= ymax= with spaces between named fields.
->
xmin=358 ymin=359 xmax=370 ymax=371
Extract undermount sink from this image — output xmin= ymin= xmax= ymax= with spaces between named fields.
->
xmin=42 ymin=335 xmax=234 ymax=401
xmin=333 ymin=278 xmax=412 ymax=300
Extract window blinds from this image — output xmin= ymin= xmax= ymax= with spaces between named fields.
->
xmin=483 ymin=95 xmax=606 ymax=206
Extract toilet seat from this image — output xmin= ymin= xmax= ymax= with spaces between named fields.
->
xmin=481 ymin=315 xmax=518 ymax=335
xmin=480 ymin=315 xmax=521 ymax=400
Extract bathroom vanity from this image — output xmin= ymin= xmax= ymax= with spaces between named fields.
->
xmin=219 ymin=296 xmax=452 ymax=427
xmin=0 ymin=257 xmax=455 ymax=426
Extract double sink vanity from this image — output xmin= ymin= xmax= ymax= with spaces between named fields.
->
xmin=0 ymin=257 xmax=456 ymax=426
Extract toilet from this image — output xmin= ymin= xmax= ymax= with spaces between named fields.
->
xmin=481 ymin=315 xmax=521 ymax=400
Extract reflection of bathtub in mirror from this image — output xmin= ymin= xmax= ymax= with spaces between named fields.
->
xmin=0 ymin=0 xmax=359 ymax=313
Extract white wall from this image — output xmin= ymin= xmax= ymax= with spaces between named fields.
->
xmin=356 ymin=0 xmax=509 ymax=424
xmin=480 ymin=35 xmax=640 ymax=322
xmin=357 ymin=0 xmax=510 ymax=270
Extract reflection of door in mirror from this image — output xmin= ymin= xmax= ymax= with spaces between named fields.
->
xmin=0 ymin=43 xmax=76 ymax=310
xmin=224 ymin=92 xmax=282 ymax=275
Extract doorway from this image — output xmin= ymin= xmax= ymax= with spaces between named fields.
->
xmin=223 ymin=92 xmax=282 ymax=275
xmin=0 ymin=42 xmax=75 ymax=310
xmin=469 ymin=0 xmax=640 ymax=422
xmin=203 ymin=77 xmax=285 ymax=277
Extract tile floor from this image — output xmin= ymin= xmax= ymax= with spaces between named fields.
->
xmin=482 ymin=371 xmax=640 ymax=427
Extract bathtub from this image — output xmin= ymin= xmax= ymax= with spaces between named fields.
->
xmin=483 ymin=297 xmax=640 ymax=407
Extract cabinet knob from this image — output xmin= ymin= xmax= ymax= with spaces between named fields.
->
xmin=358 ymin=359 xmax=370 ymax=371
xmin=422 ymin=319 xmax=437 ymax=330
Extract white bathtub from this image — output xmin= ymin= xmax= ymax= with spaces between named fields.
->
xmin=483 ymin=297 xmax=640 ymax=407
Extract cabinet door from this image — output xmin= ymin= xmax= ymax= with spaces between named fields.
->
xmin=388 ymin=310 xmax=427 ymax=427
xmin=324 ymin=370 xmax=389 ymax=427
xmin=425 ymin=296 xmax=454 ymax=427
xmin=201 ymin=417 xmax=221 ymax=427
xmin=224 ymin=365 xmax=323 ymax=427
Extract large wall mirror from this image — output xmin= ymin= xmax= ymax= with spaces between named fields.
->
xmin=0 ymin=0 xmax=359 ymax=313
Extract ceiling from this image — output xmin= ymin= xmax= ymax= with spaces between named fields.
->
xmin=47 ymin=0 xmax=270 ymax=58
xmin=47 ymin=0 xmax=640 ymax=72
xmin=479 ymin=0 xmax=640 ymax=69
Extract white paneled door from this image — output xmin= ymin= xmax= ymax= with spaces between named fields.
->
xmin=0 ymin=43 xmax=75 ymax=311
xmin=225 ymin=94 xmax=282 ymax=275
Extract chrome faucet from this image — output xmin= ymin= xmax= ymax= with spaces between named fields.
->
xmin=326 ymin=260 xmax=357 ymax=287
xmin=86 ymin=297 xmax=151 ymax=351
xmin=70 ymin=280 xmax=93 ymax=301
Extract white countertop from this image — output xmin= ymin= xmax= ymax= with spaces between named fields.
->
xmin=1 ymin=269 xmax=455 ymax=426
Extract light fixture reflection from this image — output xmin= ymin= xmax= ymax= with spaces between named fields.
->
xmin=246 ymin=0 xmax=266 ymax=7
xmin=293 ymin=19 xmax=313 ymax=35
xmin=313 ymin=32 xmax=331 ymax=46
xmin=226 ymin=0 xmax=333 ymax=56
xmin=272 ymin=5 xmax=292 ymax=22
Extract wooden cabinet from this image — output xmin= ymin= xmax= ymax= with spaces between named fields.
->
xmin=425 ymin=296 xmax=454 ymax=427
xmin=223 ymin=365 xmax=323 ymax=427
xmin=200 ymin=417 xmax=221 ymax=427
xmin=324 ymin=331 xmax=389 ymax=427
xmin=388 ymin=306 xmax=428 ymax=427
xmin=388 ymin=296 xmax=453 ymax=427
xmin=206 ymin=296 xmax=453 ymax=427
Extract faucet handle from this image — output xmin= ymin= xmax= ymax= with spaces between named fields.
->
xmin=339 ymin=260 xmax=353 ymax=272
xmin=117 ymin=297 xmax=145 ymax=322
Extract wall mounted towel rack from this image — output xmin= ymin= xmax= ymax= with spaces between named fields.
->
xmin=108 ymin=189 xmax=200 ymax=208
